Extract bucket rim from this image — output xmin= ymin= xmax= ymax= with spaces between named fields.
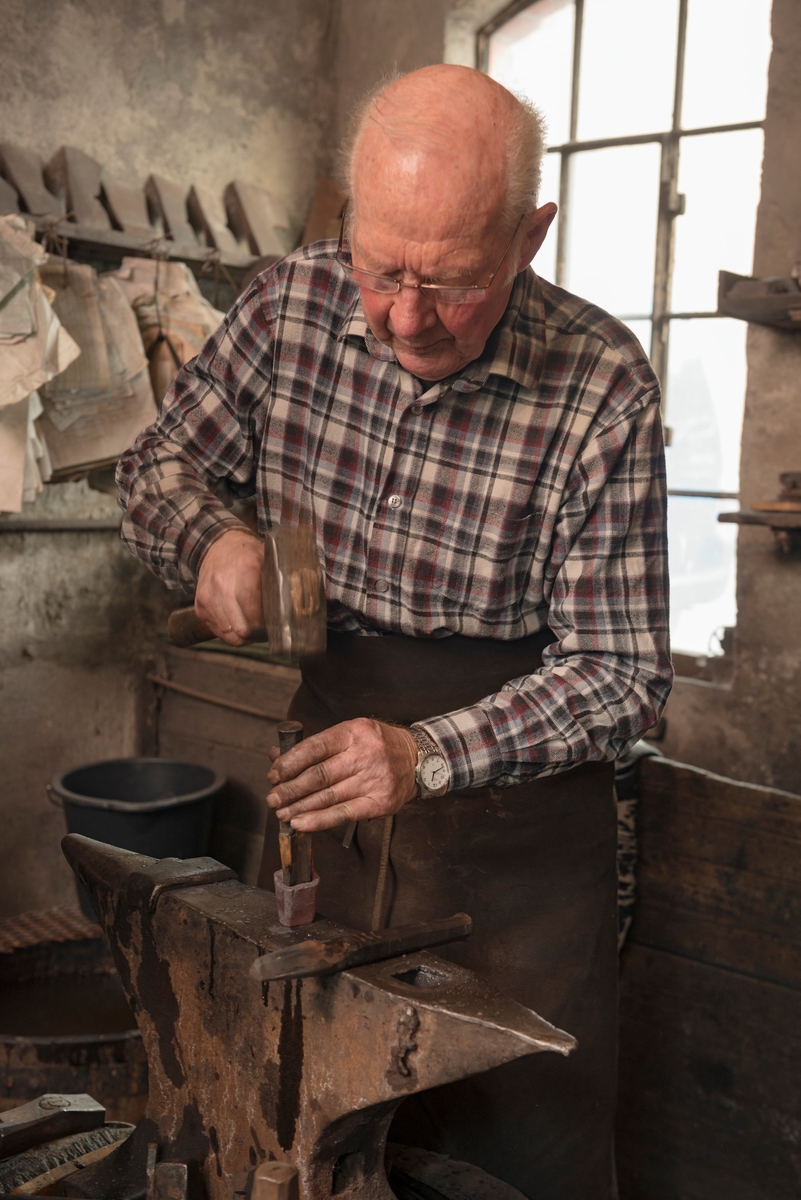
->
xmin=50 ymin=758 xmax=227 ymax=813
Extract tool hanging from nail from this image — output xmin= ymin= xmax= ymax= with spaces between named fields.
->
xmin=273 ymin=720 xmax=319 ymax=926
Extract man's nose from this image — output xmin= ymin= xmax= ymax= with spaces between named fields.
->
xmin=387 ymin=285 xmax=438 ymax=337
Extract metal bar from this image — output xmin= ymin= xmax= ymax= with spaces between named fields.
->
xmin=569 ymin=0 xmax=583 ymax=143
xmin=552 ymin=0 xmax=582 ymax=286
xmin=672 ymin=0 xmax=689 ymax=132
xmin=0 ymin=519 xmax=122 ymax=533
xmin=678 ymin=118 xmax=764 ymax=140
xmin=668 ymin=489 xmax=739 ymax=500
xmin=547 ymin=119 xmax=763 ymax=157
xmin=666 ymin=310 xmax=730 ymax=320
xmin=146 ymin=673 xmax=284 ymax=722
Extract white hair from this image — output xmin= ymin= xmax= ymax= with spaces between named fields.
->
xmin=340 ymin=70 xmax=548 ymax=232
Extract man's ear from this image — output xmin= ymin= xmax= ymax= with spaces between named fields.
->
xmin=516 ymin=203 xmax=558 ymax=271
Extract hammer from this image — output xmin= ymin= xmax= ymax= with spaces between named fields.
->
xmin=167 ymin=523 xmax=326 ymax=659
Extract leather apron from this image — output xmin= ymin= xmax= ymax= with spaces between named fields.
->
xmin=258 ymin=630 xmax=617 ymax=1200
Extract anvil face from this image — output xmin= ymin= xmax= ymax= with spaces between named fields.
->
xmin=61 ymin=835 xmax=573 ymax=1200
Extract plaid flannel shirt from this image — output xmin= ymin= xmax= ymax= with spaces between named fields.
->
xmin=117 ymin=241 xmax=672 ymax=791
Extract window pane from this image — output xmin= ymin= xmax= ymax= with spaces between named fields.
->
xmin=564 ymin=143 xmax=660 ymax=315
xmin=487 ymin=0 xmax=575 ymax=146
xmin=681 ymin=0 xmax=772 ymax=130
xmin=668 ymin=496 xmax=738 ymax=655
xmin=670 ymin=129 xmax=763 ymax=314
xmin=665 ymin=317 xmax=746 ymax=493
xmin=534 ymin=151 xmax=561 ymax=283
xmin=576 ymin=0 xmax=679 ymax=140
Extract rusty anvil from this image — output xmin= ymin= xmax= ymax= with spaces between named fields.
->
xmin=60 ymin=834 xmax=575 ymax=1200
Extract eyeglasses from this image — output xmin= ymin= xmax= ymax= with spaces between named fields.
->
xmin=335 ymin=204 xmax=524 ymax=306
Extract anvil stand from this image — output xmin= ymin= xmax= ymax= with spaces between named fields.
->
xmin=60 ymin=835 xmax=574 ymax=1200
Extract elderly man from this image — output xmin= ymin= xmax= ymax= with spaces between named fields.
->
xmin=118 ymin=65 xmax=671 ymax=1200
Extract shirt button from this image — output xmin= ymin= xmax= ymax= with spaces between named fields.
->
xmin=387 ymin=494 xmax=403 ymax=508
xmin=375 ymin=579 xmax=389 ymax=593
xmin=410 ymin=404 xmax=423 ymax=415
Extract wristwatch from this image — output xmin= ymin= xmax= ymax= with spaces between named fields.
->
xmin=410 ymin=726 xmax=450 ymax=798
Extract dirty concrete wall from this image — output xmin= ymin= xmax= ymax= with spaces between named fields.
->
xmin=659 ymin=0 xmax=801 ymax=791
xmin=0 ymin=0 xmax=339 ymax=919
xmin=0 ymin=484 xmax=171 ymax=916
xmin=330 ymin=0 xmax=452 ymax=159
xmin=0 ymin=0 xmax=336 ymax=239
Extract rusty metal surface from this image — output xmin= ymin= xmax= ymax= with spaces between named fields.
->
xmin=61 ymin=834 xmax=574 ymax=1200
xmin=0 ymin=908 xmax=101 ymax=954
xmin=250 ymin=915 xmax=473 ymax=982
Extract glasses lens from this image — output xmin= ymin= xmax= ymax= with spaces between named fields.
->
xmin=347 ymin=267 xmax=400 ymax=294
xmin=426 ymin=286 xmax=485 ymax=305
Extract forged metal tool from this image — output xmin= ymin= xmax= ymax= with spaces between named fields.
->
xmin=61 ymin=834 xmax=575 ymax=1200
xmin=274 ymin=720 xmax=319 ymax=926
xmin=0 ymin=1095 xmax=105 ymax=1159
xmin=250 ymin=913 xmax=472 ymax=982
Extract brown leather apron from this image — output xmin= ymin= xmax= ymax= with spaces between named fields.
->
xmin=259 ymin=630 xmax=617 ymax=1200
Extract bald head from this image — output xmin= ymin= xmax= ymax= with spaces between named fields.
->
xmin=346 ymin=65 xmax=546 ymax=235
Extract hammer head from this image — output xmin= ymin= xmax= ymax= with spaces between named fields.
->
xmin=263 ymin=523 xmax=326 ymax=658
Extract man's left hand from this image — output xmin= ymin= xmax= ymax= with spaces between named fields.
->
xmin=266 ymin=719 xmax=418 ymax=832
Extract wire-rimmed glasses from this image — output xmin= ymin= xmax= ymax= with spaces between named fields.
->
xmin=335 ymin=204 xmax=524 ymax=306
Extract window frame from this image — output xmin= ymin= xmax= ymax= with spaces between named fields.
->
xmin=477 ymin=0 xmax=765 ymax=506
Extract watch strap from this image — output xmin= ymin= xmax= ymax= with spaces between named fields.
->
xmin=409 ymin=725 xmax=442 ymax=758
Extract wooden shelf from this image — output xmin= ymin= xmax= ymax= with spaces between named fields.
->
xmin=32 ymin=216 xmax=271 ymax=279
xmin=718 ymin=269 xmax=801 ymax=330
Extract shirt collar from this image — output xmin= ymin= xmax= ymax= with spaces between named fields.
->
xmin=335 ymin=266 xmax=546 ymax=390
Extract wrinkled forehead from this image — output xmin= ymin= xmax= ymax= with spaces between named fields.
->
xmin=351 ymin=126 xmax=508 ymax=252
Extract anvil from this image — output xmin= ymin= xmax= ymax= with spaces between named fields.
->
xmin=60 ymin=834 xmax=574 ymax=1200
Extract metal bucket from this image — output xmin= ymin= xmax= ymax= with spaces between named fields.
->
xmin=50 ymin=759 xmax=226 ymax=917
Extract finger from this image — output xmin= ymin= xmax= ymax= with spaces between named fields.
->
xmin=267 ymin=726 xmax=354 ymax=784
xmin=289 ymin=795 xmax=392 ymax=832
xmin=272 ymin=771 xmax=371 ymax=820
xmin=267 ymin=752 xmax=354 ymax=810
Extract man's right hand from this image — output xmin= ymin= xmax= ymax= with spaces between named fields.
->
xmin=194 ymin=529 xmax=264 ymax=646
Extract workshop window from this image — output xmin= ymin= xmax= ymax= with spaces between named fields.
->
xmin=482 ymin=0 xmax=773 ymax=658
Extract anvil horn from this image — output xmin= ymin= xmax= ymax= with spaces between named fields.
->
xmin=61 ymin=833 xmax=574 ymax=1200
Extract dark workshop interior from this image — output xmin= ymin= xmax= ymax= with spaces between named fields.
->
xmin=0 ymin=1 xmax=799 ymax=1199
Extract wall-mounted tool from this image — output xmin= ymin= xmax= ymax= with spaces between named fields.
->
xmin=720 ymin=471 xmax=801 ymax=554
xmin=167 ymin=523 xmax=326 ymax=658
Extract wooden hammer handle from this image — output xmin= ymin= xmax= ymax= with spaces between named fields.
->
xmin=167 ymin=606 xmax=215 ymax=648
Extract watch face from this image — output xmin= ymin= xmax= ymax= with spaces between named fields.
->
xmin=420 ymin=753 xmax=447 ymax=791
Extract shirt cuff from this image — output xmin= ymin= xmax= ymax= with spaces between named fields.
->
xmin=413 ymin=706 xmax=506 ymax=792
xmin=178 ymin=506 xmax=259 ymax=583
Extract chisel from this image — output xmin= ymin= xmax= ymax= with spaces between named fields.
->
xmin=277 ymin=721 xmax=313 ymax=886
